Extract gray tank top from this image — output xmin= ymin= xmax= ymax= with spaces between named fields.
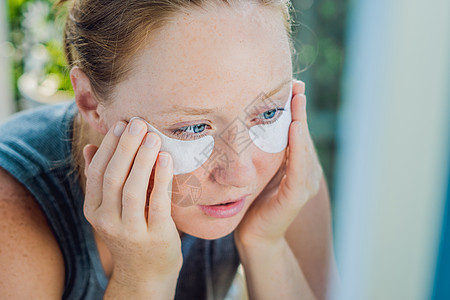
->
xmin=0 ymin=101 xmax=240 ymax=299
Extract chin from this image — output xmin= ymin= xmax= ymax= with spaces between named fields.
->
xmin=177 ymin=216 xmax=242 ymax=240
xmin=187 ymin=226 xmax=237 ymax=240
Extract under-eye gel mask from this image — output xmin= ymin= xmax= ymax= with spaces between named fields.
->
xmin=249 ymin=81 xmax=293 ymax=153
xmin=129 ymin=116 xmax=215 ymax=175
xmin=129 ymin=80 xmax=293 ymax=175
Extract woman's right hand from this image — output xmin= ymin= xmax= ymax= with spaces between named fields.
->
xmin=82 ymin=118 xmax=183 ymax=285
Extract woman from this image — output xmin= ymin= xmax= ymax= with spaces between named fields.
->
xmin=0 ymin=0 xmax=337 ymax=299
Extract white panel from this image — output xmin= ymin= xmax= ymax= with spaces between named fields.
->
xmin=330 ymin=0 xmax=450 ymax=299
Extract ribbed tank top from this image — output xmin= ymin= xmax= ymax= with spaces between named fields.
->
xmin=0 ymin=101 xmax=240 ymax=299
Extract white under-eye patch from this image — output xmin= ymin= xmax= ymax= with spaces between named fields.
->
xmin=249 ymin=81 xmax=293 ymax=153
xmin=129 ymin=116 xmax=215 ymax=175
xmin=129 ymin=80 xmax=293 ymax=175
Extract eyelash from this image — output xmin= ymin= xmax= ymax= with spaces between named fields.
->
xmin=171 ymin=107 xmax=286 ymax=140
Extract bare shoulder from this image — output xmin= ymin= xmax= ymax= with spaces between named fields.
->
xmin=0 ymin=167 xmax=65 ymax=299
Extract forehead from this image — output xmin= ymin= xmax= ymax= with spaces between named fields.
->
xmin=114 ymin=4 xmax=292 ymax=120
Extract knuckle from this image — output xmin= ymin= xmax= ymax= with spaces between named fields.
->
xmin=136 ymin=150 xmax=158 ymax=167
xmin=122 ymin=188 xmax=141 ymax=206
xmin=152 ymin=175 xmax=165 ymax=187
xmin=149 ymin=199 xmax=163 ymax=213
xmin=117 ymin=140 xmax=133 ymax=154
xmin=154 ymin=168 xmax=170 ymax=185
xmin=86 ymin=164 xmax=103 ymax=180
xmin=103 ymin=142 xmax=117 ymax=154
xmin=92 ymin=216 xmax=117 ymax=237
xmin=103 ymin=173 xmax=122 ymax=189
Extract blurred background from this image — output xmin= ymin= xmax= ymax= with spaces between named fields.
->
xmin=2 ymin=0 xmax=73 ymax=112
xmin=1 ymin=0 xmax=449 ymax=299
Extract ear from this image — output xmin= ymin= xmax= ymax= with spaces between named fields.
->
xmin=70 ymin=66 xmax=109 ymax=135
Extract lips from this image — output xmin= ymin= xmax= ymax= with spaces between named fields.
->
xmin=214 ymin=201 xmax=235 ymax=206
xmin=197 ymin=194 xmax=250 ymax=218
xmin=203 ymin=194 xmax=251 ymax=206
xmin=212 ymin=199 xmax=241 ymax=206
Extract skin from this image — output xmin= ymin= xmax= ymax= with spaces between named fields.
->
xmin=0 ymin=2 xmax=337 ymax=299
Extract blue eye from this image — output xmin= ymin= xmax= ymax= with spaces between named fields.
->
xmin=171 ymin=124 xmax=209 ymax=140
xmin=262 ymin=109 xmax=277 ymax=119
xmin=257 ymin=107 xmax=285 ymax=125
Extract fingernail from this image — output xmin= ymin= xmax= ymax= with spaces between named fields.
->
xmin=114 ymin=122 xmax=126 ymax=136
xmin=144 ymin=133 xmax=158 ymax=148
xmin=159 ymin=153 xmax=169 ymax=167
xmin=130 ymin=119 xmax=145 ymax=136
xmin=297 ymin=122 xmax=302 ymax=136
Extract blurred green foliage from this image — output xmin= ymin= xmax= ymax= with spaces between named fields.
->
xmin=7 ymin=0 xmax=72 ymax=106
xmin=291 ymin=0 xmax=348 ymax=199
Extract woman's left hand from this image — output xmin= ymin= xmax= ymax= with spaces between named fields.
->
xmin=234 ymin=79 xmax=324 ymax=247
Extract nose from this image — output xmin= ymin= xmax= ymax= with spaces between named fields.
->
xmin=206 ymin=126 xmax=257 ymax=188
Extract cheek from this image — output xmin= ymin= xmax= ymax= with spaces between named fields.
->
xmin=100 ymin=107 xmax=127 ymax=132
xmin=253 ymin=149 xmax=286 ymax=183
xmin=169 ymin=173 xmax=204 ymax=207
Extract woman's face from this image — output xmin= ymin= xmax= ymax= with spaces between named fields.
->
xmin=100 ymin=4 xmax=293 ymax=239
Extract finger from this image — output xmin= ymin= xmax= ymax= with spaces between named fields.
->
xmin=282 ymin=120 xmax=306 ymax=205
xmin=121 ymin=132 xmax=161 ymax=228
xmin=147 ymin=152 xmax=174 ymax=230
xmin=292 ymin=78 xmax=305 ymax=95
xmin=83 ymin=144 xmax=98 ymax=178
xmin=84 ymin=121 xmax=126 ymax=213
xmin=290 ymin=91 xmax=307 ymax=124
xmin=284 ymin=91 xmax=314 ymax=203
xmin=83 ymin=144 xmax=99 ymax=220
xmin=101 ymin=119 xmax=148 ymax=219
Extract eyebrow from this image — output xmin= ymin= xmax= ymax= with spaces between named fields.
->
xmin=161 ymin=78 xmax=292 ymax=116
